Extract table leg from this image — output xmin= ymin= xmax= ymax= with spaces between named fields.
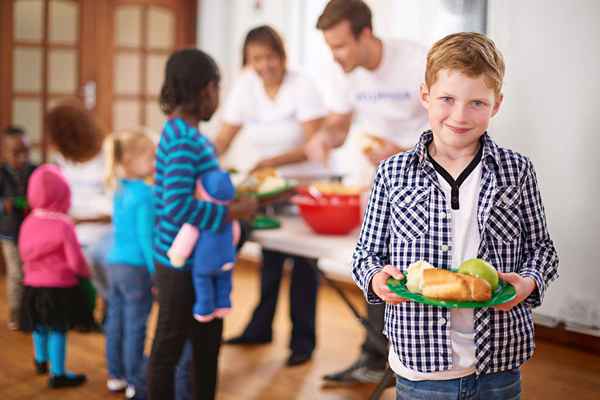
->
xmin=314 ymin=266 xmax=393 ymax=399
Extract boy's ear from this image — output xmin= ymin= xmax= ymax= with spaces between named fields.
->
xmin=491 ymin=93 xmax=504 ymax=117
xmin=419 ymin=83 xmax=430 ymax=110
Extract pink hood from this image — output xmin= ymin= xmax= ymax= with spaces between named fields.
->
xmin=28 ymin=164 xmax=71 ymax=213
xmin=20 ymin=164 xmax=89 ymax=288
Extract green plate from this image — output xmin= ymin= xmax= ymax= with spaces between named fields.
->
xmin=256 ymin=181 xmax=297 ymax=200
xmin=387 ymin=278 xmax=516 ymax=308
xmin=251 ymin=215 xmax=281 ymax=230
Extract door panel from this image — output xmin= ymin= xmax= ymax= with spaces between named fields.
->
xmin=0 ymin=0 xmax=196 ymax=160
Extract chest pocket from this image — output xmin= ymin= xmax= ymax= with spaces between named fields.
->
xmin=486 ymin=185 xmax=522 ymax=243
xmin=389 ymin=186 xmax=430 ymax=242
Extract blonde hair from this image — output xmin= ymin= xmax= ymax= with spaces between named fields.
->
xmin=104 ymin=130 xmax=155 ymax=189
xmin=425 ymin=32 xmax=505 ymax=96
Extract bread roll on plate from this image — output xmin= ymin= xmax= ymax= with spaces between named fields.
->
xmin=405 ymin=260 xmax=434 ymax=294
xmin=421 ymin=269 xmax=492 ymax=302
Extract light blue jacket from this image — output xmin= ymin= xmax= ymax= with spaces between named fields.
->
xmin=107 ymin=179 xmax=155 ymax=274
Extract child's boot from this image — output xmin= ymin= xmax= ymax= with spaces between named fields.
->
xmin=47 ymin=329 xmax=86 ymax=388
xmin=32 ymin=328 xmax=49 ymax=374
xmin=34 ymin=359 xmax=48 ymax=374
xmin=48 ymin=373 xmax=87 ymax=388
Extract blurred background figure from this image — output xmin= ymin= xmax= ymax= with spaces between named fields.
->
xmin=216 ymin=25 xmax=326 ymax=367
xmin=0 ymin=125 xmax=37 ymax=330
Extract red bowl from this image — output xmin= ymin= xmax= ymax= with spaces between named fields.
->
xmin=291 ymin=194 xmax=361 ymax=235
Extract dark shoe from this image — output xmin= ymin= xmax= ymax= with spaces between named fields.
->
xmin=48 ymin=373 xmax=87 ymax=388
xmin=223 ymin=335 xmax=271 ymax=345
xmin=322 ymin=354 xmax=386 ymax=384
xmin=286 ymin=352 xmax=312 ymax=367
xmin=34 ymin=360 xmax=48 ymax=374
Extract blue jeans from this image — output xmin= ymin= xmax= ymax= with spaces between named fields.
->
xmin=174 ymin=341 xmax=193 ymax=400
xmin=395 ymin=369 xmax=521 ymax=400
xmin=83 ymin=230 xmax=113 ymax=299
xmin=106 ymin=264 xmax=152 ymax=394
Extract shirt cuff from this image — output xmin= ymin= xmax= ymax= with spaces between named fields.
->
xmin=520 ymin=268 xmax=545 ymax=308
xmin=362 ymin=263 xmax=384 ymax=304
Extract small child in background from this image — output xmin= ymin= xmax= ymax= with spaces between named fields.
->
xmin=104 ymin=131 xmax=156 ymax=400
xmin=18 ymin=101 xmax=105 ymax=389
xmin=1 ymin=125 xmax=37 ymax=330
xmin=18 ymin=165 xmax=93 ymax=388
xmin=167 ymin=168 xmax=240 ymax=322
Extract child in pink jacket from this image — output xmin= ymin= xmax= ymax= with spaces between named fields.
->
xmin=18 ymin=164 xmax=93 ymax=389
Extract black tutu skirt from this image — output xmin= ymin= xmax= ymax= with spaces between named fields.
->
xmin=19 ymin=285 xmax=96 ymax=332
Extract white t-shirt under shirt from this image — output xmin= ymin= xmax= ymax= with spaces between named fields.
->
xmin=389 ymin=159 xmax=482 ymax=381
xmin=323 ymin=38 xmax=429 ymax=186
xmin=221 ymin=68 xmax=328 ymax=178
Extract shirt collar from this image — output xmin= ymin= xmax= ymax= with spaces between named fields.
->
xmin=415 ymin=130 xmax=500 ymax=170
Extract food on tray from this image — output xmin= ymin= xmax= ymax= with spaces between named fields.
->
xmin=310 ymin=181 xmax=362 ymax=196
xmin=405 ymin=260 xmax=496 ymax=302
xmin=236 ymin=167 xmax=288 ymax=196
xmin=421 ymin=269 xmax=492 ymax=302
xmin=361 ymin=133 xmax=387 ymax=155
xmin=458 ymin=258 xmax=500 ymax=290
xmin=257 ymin=175 xmax=287 ymax=193
xmin=405 ymin=260 xmax=435 ymax=293
xmin=252 ymin=167 xmax=278 ymax=181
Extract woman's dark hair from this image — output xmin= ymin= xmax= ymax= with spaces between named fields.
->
xmin=159 ymin=48 xmax=221 ymax=115
xmin=242 ymin=25 xmax=287 ymax=66
xmin=45 ymin=100 xmax=105 ymax=163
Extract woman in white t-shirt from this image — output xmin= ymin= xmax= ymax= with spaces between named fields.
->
xmin=215 ymin=25 xmax=325 ymax=366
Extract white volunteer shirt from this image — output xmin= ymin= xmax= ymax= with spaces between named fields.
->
xmin=323 ymin=39 xmax=429 ymax=186
xmin=389 ymin=158 xmax=483 ymax=380
xmin=324 ymin=39 xmax=428 ymax=147
xmin=221 ymin=68 xmax=328 ymax=178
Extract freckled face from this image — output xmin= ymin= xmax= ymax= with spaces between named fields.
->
xmin=420 ymin=69 xmax=502 ymax=153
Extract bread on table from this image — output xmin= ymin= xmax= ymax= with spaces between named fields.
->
xmin=421 ymin=268 xmax=492 ymax=302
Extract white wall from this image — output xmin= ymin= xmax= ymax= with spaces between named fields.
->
xmin=488 ymin=0 xmax=600 ymax=332
xmin=196 ymin=0 xmax=600 ymax=330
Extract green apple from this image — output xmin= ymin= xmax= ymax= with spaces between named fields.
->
xmin=458 ymin=258 xmax=499 ymax=290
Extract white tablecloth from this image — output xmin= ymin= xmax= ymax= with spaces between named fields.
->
xmin=243 ymin=216 xmax=359 ymax=281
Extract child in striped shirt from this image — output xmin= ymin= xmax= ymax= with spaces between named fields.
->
xmin=147 ymin=48 xmax=257 ymax=400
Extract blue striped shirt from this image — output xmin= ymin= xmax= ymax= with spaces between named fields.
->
xmin=153 ymin=118 xmax=226 ymax=268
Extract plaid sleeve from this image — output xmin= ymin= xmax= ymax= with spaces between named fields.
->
xmin=518 ymin=159 xmax=559 ymax=307
xmin=352 ymin=163 xmax=392 ymax=304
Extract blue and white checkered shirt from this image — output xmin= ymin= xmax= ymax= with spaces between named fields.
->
xmin=352 ymin=130 xmax=559 ymax=375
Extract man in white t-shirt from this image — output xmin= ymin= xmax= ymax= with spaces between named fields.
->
xmin=307 ymin=0 xmax=428 ymax=384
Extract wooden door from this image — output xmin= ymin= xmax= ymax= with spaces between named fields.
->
xmin=0 ymin=0 xmax=196 ymax=161
xmin=96 ymin=0 xmax=197 ymax=136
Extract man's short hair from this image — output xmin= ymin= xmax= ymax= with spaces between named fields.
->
xmin=425 ymin=32 xmax=505 ymax=96
xmin=316 ymin=0 xmax=372 ymax=38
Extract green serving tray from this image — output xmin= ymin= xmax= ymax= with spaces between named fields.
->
xmin=387 ymin=278 xmax=516 ymax=308
xmin=251 ymin=215 xmax=281 ymax=230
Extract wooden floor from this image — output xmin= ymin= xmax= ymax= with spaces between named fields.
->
xmin=1 ymin=261 xmax=599 ymax=399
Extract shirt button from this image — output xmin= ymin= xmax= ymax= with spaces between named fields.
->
xmin=439 ymin=317 xmax=446 ymax=325
xmin=440 ymin=211 xmax=447 ymax=219
xmin=404 ymin=196 xmax=412 ymax=203
xmin=441 ymin=244 xmax=449 ymax=252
